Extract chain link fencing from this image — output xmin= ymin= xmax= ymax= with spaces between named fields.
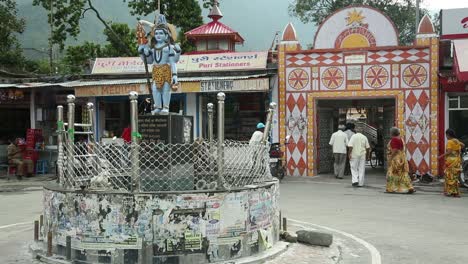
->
xmin=58 ymin=138 xmax=272 ymax=192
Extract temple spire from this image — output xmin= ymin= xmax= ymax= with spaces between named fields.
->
xmin=208 ymin=0 xmax=223 ymax=21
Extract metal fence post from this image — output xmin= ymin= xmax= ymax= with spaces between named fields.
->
xmin=66 ymin=95 xmax=75 ymax=185
xmin=66 ymin=236 xmax=72 ymax=260
xmin=57 ymin=105 xmax=64 ymax=184
xmin=217 ymin=93 xmax=225 ymax=190
xmin=47 ymin=231 xmax=52 ymax=257
xmin=86 ymin=102 xmax=95 ymax=142
xmin=262 ymin=102 xmax=277 ymax=144
xmin=129 ymin=91 xmax=140 ymax=192
xmin=207 ymin=103 xmax=214 ymax=142
xmin=34 ymin=220 xmax=39 ymax=241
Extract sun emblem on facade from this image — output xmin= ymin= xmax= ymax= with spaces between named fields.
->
xmin=346 ymin=9 xmax=365 ymax=26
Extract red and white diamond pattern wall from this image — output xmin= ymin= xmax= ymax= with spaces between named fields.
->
xmin=286 ymin=93 xmax=308 ymax=176
xmin=286 ymin=48 xmax=430 ymax=68
xmin=286 ymin=53 xmax=343 ymax=67
xmin=405 ymin=90 xmax=431 ymax=174
xmin=367 ymin=48 xmax=430 ymax=64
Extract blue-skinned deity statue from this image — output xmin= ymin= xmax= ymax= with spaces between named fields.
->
xmin=137 ymin=15 xmax=181 ymax=115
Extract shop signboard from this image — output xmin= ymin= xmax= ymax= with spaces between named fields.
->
xmin=200 ymin=78 xmax=269 ymax=93
xmin=441 ymin=8 xmax=468 ymax=39
xmin=74 ymin=84 xmax=149 ymax=97
xmin=91 ymin=51 xmax=268 ymax=74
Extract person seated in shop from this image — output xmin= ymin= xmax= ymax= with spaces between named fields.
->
xmin=7 ymin=138 xmax=34 ymax=179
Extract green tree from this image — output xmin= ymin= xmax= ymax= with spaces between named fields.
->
xmin=289 ymin=0 xmax=428 ymax=45
xmin=63 ymin=41 xmax=103 ymax=74
xmin=63 ymin=23 xmax=138 ymax=73
xmin=108 ymin=0 xmax=206 ymax=52
xmin=0 ymin=0 xmax=26 ymax=71
xmin=33 ymin=0 xmax=211 ymax=54
xmin=102 ymin=23 xmax=138 ymax=57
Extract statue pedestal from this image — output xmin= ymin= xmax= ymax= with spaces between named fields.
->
xmin=138 ymin=113 xmax=194 ymax=144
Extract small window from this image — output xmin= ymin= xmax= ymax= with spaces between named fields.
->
xmin=448 ymin=97 xmax=459 ymax=109
xmin=460 ymin=96 xmax=468 ymax=109
xmin=207 ymin=40 xmax=218 ymax=50
xmin=196 ymin=40 xmax=206 ymax=51
xmin=219 ymin=39 xmax=229 ymax=50
xmin=449 ymin=99 xmax=458 ymax=109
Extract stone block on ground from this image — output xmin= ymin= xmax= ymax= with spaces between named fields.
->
xmin=280 ymin=231 xmax=298 ymax=243
xmin=296 ymin=230 xmax=333 ymax=247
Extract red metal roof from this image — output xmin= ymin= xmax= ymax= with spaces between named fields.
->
xmin=185 ymin=20 xmax=244 ymax=43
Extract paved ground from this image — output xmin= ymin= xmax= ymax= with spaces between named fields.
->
xmin=1 ymin=169 xmax=467 ymax=264
xmin=274 ymin=168 xmax=468 ymax=264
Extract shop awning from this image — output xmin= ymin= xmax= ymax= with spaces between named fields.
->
xmin=0 ymin=82 xmax=55 ymax=89
xmin=454 ymin=39 xmax=468 ymax=81
xmin=71 ymin=74 xmax=271 ymax=97
xmin=61 ymin=74 xmax=269 ymax=88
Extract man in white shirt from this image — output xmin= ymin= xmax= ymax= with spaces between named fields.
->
xmin=249 ymin=123 xmax=265 ymax=145
xmin=329 ymin=125 xmax=348 ymax=179
xmin=348 ymin=129 xmax=370 ymax=187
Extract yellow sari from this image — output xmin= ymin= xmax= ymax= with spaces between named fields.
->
xmin=386 ymin=138 xmax=414 ymax=193
xmin=444 ymin=139 xmax=462 ymax=196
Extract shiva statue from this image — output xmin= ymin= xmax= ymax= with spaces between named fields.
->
xmin=137 ymin=15 xmax=181 ymax=115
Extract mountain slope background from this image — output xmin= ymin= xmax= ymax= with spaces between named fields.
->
xmin=16 ymin=0 xmax=316 ymax=60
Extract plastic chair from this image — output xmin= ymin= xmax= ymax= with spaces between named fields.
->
xmin=6 ymin=164 xmax=17 ymax=180
xmin=36 ymin=160 xmax=48 ymax=174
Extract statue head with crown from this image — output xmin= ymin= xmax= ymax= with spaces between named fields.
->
xmin=137 ymin=14 xmax=181 ymax=115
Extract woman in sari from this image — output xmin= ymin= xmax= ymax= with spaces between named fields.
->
xmin=439 ymin=129 xmax=464 ymax=197
xmin=386 ymin=127 xmax=415 ymax=194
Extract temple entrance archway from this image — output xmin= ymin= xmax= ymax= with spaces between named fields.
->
xmin=315 ymin=98 xmax=396 ymax=174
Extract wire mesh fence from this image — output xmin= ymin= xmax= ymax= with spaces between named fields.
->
xmin=58 ymin=139 xmax=272 ymax=192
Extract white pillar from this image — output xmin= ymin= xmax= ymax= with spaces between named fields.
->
xmin=30 ymin=90 xmax=36 ymax=129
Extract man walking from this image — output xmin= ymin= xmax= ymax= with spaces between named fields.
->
xmin=348 ymin=129 xmax=370 ymax=187
xmin=329 ymin=125 xmax=348 ymax=179
xmin=344 ymin=123 xmax=355 ymax=175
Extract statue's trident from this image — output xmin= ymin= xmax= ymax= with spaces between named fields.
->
xmin=136 ymin=22 xmax=152 ymax=100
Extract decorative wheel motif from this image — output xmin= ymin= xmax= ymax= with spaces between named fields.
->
xmin=288 ymin=68 xmax=309 ymax=90
xmin=365 ymin=65 xmax=389 ymax=88
xmin=321 ymin=67 xmax=344 ymax=89
xmin=403 ymin=64 xmax=427 ymax=87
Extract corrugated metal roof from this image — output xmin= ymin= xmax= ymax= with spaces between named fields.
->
xmin=60 ymin=74 xmax=269 ymax=87
xmin=0 ymin=82 xmax=55 ymax=89
xmin=60 ymin=79 xmax=145 ymax=87
xmin=185 ymin=21 xmax=244 ymax=43
xmin=1 ymin=74 xmax=271 ymax=89
xmin=0 ymin=84 xmax=16 ymax=88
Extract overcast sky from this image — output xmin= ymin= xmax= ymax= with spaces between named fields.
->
xmin=202 ymin=0 xmax=466 ymax=52
xmin=421 ymin=0 xmax=467 ymax=9
xmin=200 ymin=0 xmax=313 ymax=52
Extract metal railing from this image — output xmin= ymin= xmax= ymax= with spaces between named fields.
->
xmin=56 ymin=92 xmax=276 ymax=193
